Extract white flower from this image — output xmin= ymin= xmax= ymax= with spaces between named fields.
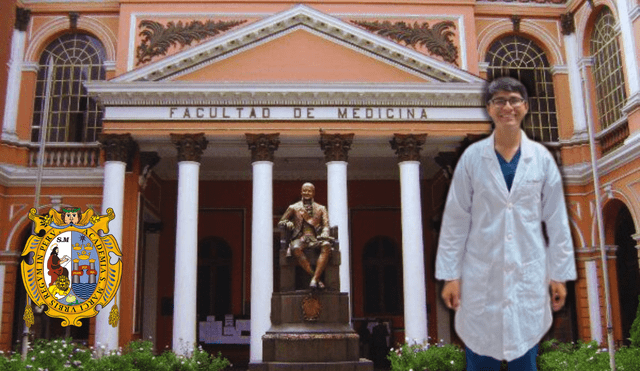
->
xmin=451 ymin=360 xmax=455 ymax=364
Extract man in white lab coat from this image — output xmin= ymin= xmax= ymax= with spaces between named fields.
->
xmin=435 ymin=77 xmax=576 ymax=370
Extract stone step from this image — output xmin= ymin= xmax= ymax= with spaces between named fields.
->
xmin=262 ymin=332 xmax=360 ymax=362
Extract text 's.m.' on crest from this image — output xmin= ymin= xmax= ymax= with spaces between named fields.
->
xmin=21 ymin=207 xmax=123 ymax=327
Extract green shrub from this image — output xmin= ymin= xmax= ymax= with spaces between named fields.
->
xmin=538 ymin=339 xmax=640 ymax=371
xmin=388 ymin=341 xmax=465 ymax=371
xmin=0 ymin=338 xmax=230 ymax=371
xmin=630 ymin=295 xmax=640 ymax=348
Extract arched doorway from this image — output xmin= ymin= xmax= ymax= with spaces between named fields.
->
xmin=197 ymin=237 xmax=232 ymax=321
xmin=614 ymin=206 xmax=640 ymax=345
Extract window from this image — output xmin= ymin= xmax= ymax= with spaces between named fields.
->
xmin=590 ymin=7 xmax=626 ymax=130
xmin=362 ymin=236 xmax=403 ymax=315
xmin=486 ymin=35 xmax=558 ymax=142
xmin=31 ymin=34 xmax=106 ymax=143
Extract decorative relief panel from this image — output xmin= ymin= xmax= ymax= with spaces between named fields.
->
xmin=136 ymin=18 xmax=247 ymax=66
xmin=351 ymin=20 xmax=459 ymax=66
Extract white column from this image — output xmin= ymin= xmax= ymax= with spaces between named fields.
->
xmin=1 ymin=28 xmax=27 ymax=141
xmin=172 ymin=161 xmax=200 ymax=355
xmin=585 ymin=259 xmax=602 ymax=343
xmin=564 ymin=32 xmax=588 ymax=135
xmin=250 ymin=161 xmax=274 ymax=362
xmin=615 ymin=0 xmax=640 ymax=96
xmin=95 ymin=161 xmax=126 ymax=351
xmin=399 ymin=161 xmax=428 ymax=344
xmin=327 ymin=161 xmax=351 ymax=303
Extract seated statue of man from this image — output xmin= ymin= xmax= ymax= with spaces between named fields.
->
xmin=278 ymin=182 xmax=333 ymax=289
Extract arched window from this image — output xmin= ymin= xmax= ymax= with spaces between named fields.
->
xmin=197 ymin=237 xmax=232 ymax=320
xmin=362 ymin=236 xmax=402 ymax=315
xmin=486 ymin=35 xmax=558 ymax=142
xmin=590 ymin=7 xmax=626 ymax=130
xmin=31 ymin=34 xmax=106 ymax=143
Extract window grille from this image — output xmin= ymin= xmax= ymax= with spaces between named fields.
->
xmin=486 ymin=35 xmax=558 ymax=142
xmin=590 ymin=7 xmax=626 ymax=130
xmin=31 ymin=34 xmax=106 ymax=143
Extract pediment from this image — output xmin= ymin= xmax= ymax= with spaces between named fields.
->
xmin=113 ymin=5 xmax=483 ymax=84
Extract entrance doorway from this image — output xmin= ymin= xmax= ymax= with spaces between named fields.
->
xmin=614 ymin=206 xmax=640 ymax=345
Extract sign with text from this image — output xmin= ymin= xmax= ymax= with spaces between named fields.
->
xmin=104 ymin=105 xmax=488 ymax=121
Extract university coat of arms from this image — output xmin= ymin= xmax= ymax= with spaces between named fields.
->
xmin=21 ymin=207 xmax=123 ymax=327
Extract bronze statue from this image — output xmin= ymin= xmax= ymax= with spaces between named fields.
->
xmin=278 ymin=182 xmax=333 ymax=289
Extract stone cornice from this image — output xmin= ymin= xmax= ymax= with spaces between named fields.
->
xmin=622 ymin=91 xmax=640 ymax=116
xmin=246 ymin=133 xmax=280 ymax=162
xmin=85 ymin=82 xmax=486 ymax=107
xmin=550 ymin=65 xmax=569 ymax=75
xmin=112 ymin=5 xmax=483 ymax=84
xmin=0 ymin=164 xmax=104 ymax=187
xmin=561 ymin=133 xmax=640 ymax=185
xmin=171 ymin=133 xmax=208 ymax=163
xmin=320 ymin=133 xmax=355 ymax=162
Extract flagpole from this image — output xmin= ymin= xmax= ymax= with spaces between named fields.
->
xmin=22 ymin=55 xmax=55 ymax=361
xmin=581 ymin=65 xmax=616 ymax=370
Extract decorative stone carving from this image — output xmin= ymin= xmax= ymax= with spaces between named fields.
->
xmin=136 ymin=19 xmax=247 ymax=65
xmin=390 ymin=134 xmax=427 ymax=162
xmin=352 ymin=20 xmax=459 ymax=65
xmin=69 ymin=12 xmax=79 ymax=30
xmin=15 ymin=8 xmax=31 ymax=32
xmin=98 ymin=133 xmax=137 ymax=164
xmin=561 ymin=12 xmax=575 ymax=35
xmin=246 ymin=133 xmax=280 ymax=162
xmin=320 ymin=133 xmax=354 ymax=162
xmin=301 ymin=293 xmax=322 ymax=322
xmin=171 ymin=133 xmax=208 ymax=162
xmin=511 ymin=15 xmax=522 ymax=33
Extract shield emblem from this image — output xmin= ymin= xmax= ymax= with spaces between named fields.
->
xmin=21 ymin=207 xmax=122 ymax=327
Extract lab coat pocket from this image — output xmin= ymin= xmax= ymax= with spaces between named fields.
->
xmin=461 ymin=254 xmax=490 ymax=314
xmin=517 ymin=258 xmax=546 ymax=310
xmin=519 ymin=179 xmax=543 ymax=222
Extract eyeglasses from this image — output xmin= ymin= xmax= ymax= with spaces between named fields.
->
xmin=489 ymin=97 xmax=526 ymax=107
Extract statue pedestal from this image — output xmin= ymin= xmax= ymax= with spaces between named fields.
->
xmin=251 ymin=291 xmax=373 ymax=371
xmin=250 ymin=225 xmax=372 ymax=370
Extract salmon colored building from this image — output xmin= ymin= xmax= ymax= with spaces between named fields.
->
xmin=1 ymin=0 xmax=639 ymax=367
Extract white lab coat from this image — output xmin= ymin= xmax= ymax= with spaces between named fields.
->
xmin=435 ymin=131 xmax=576 ymax=361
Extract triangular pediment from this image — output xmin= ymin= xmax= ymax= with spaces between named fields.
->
xmin=173 ymin=29 xmax=428 ymax=83
xmin=112 ymin=5 xmax=483 ymax=84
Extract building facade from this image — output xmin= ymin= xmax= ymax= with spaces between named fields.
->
xmin=1 ymin=0 xmax=639 ymax=366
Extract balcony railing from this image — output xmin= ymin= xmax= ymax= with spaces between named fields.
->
xmin=598 ymin=119 xmax=629 ymax=155
xmin=28 ymin=143 xmax=101 ymax=168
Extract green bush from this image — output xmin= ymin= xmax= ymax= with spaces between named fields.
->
xmin=630 ymin=295 xmax=640 ymax=348
xmin=388 ymin=341 xmax=465 ymax=371
xmin=387 ymin=338 xmax=640 ymax=371
xmin=0 ymin=338 xmax=230 ymax=371
xmin=538 ymin=339 xmax=640 ymax=371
